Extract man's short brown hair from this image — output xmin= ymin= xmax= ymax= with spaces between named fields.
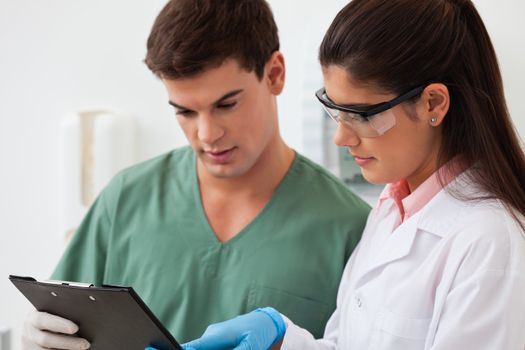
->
xmin=145 ymin=0 xmax=280 ymax=80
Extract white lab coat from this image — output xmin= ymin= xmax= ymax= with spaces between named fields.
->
xmin=282 ymin=175 xmax=525 ymax=350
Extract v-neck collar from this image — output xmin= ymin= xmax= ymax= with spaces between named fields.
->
xmin=189 ymin=150 xmax=300 ymax=247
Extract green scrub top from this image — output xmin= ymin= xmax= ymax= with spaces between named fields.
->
xmin=52 ymin=146 xmax=370 ymax=342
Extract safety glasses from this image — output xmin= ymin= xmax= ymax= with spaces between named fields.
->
xmin=315 ymin=85 xmax=425 ymax=137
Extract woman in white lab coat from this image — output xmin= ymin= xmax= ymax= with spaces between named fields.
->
xmin=178 ymin=0 xmax=525 ymax=349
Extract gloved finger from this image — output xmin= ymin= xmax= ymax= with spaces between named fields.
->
xmin=183 ymin=335 xmax=231 ymax=350
xmin=24 ymin=322 xmax=90 ymax=350
xmin=22 ymin=336 xmax=45 ymax=350
xmin=29 ymin=311 xmax=79 ymax=335
xmin=233 ymin=338 xmax=259 ymax=350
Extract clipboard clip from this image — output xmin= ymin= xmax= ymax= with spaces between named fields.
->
xmin=44 ymin=280 xmax=95 ymax=288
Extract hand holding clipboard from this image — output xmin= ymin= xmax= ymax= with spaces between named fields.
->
xmin=10 ymin=275 xmax=182 ymax=350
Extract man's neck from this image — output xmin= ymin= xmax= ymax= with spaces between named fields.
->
xmin=197 ymin=137 xmax=295 ymax=199
xmin=196 ymin=135 xmax=295 ymax=242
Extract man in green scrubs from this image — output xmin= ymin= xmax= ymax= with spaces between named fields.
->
xmin=21 ymin=1 xmax=370 ymax=349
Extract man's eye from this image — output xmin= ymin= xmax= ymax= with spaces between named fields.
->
xmin=217 ymin=102 xmax=237 ymax=110
xmin=176 ymin=110 xmax=196 ymax=117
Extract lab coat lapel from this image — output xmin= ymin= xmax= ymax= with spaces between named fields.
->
xmin=369 ymin=214 xmax=419 ymax=271
xmin=352 ymin=185 xmax=468 ymax=289
xmin=352 ymin=205 xmax=421 ymax=288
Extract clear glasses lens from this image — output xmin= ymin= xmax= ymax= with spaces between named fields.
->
xmin=321 ymin=105 xmax=396 ymax=137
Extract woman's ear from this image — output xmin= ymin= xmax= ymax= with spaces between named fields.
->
xmin=265 ymin=51 xmax=285 ymax=95
xmin=419 ymin=83 xmax=450 ymax=126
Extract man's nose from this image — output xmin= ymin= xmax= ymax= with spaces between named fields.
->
xmin=197 ymin=113 xmax=225 ymax=145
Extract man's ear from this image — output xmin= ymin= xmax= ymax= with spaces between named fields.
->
xmin=418 ymin=83 xmax=450 ymax=126
xmin=265 ymin=51 xmax=285 ymax=95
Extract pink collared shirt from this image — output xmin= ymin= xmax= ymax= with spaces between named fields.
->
xmin=377 ymin=162 xmax=464 ymax=228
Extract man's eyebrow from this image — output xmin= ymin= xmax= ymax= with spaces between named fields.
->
xmin=168 ymin=100 xmax=188 ymax=109
xmin=168 ymin=89 xmax=244 ymax=110
xmin=213 ymin=89 xmax=243 ymax=105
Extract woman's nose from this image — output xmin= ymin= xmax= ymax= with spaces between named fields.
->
xmin=333 ymin=123 xmax=361 ymax=148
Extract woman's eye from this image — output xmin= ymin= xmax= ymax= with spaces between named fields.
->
xmin=353 ymin=115 xmax=369 ymax=122
xmin=343 ymin=112 xmax=369 ymax=123
xmin=217 ymin=101 xmax=237 ymax=110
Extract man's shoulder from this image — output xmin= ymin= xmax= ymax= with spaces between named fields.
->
xmin=291 ymin=152 xmax=371 ymax=212
xmin=115 ymin=146 xmax=193 ymax=185
xmin=293 ymin=152 xmax=359 ymax=194
xmin=294 ymin=153 xmax=339 ymax=179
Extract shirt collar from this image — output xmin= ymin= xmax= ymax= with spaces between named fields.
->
xmin=376 ymin=158 xmax=465 ymax=221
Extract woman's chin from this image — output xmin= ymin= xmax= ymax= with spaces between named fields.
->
xmin=360 ymin=169 xmax=393 ymax=186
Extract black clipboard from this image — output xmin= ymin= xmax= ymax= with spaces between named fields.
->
xmin=9 ymin=275 xmax=182 ymax=350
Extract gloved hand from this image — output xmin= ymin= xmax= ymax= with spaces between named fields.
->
xmin=22 ymin=310 xmax=90 ymax=350
xmin=179 ymin=307 xmax=286 ymax=350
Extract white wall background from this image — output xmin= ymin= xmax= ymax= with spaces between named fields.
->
xmin=0 ymin=1 xmax=523 ymax=349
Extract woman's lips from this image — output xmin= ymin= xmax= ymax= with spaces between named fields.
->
xmin=353 ymin=155 xmax=374 ymax=167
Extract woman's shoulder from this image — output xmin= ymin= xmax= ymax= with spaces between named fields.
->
xmin=427 ymin=184 xmax=525 ymax=273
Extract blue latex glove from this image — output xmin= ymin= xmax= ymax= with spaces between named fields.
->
xmin=180 ymin=307 xmax=286 ymax=350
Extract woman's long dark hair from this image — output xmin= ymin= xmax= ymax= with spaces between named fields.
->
xmin=320 ymin=0 xmax=525 ymax=229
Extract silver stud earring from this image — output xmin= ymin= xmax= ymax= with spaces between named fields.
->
xmin=430 ymin=117 xmax=437 ymax=124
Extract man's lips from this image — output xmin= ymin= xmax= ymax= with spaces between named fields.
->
xmin=205 ymin=147 xmax=235 ymax=155
xmin=209 ymin=150 xmax=229 ymax=156
xmin=203 ymin=147 xmax=236 ymax=163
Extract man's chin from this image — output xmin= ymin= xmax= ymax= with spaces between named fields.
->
xmin=203 ymin=163 xmax=239 ymax=179
xmin=203 ymin=160 xmax=256 ymax=180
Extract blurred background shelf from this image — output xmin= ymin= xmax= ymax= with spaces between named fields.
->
xmin=0 ymin=326 xmax=10 ymax=350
